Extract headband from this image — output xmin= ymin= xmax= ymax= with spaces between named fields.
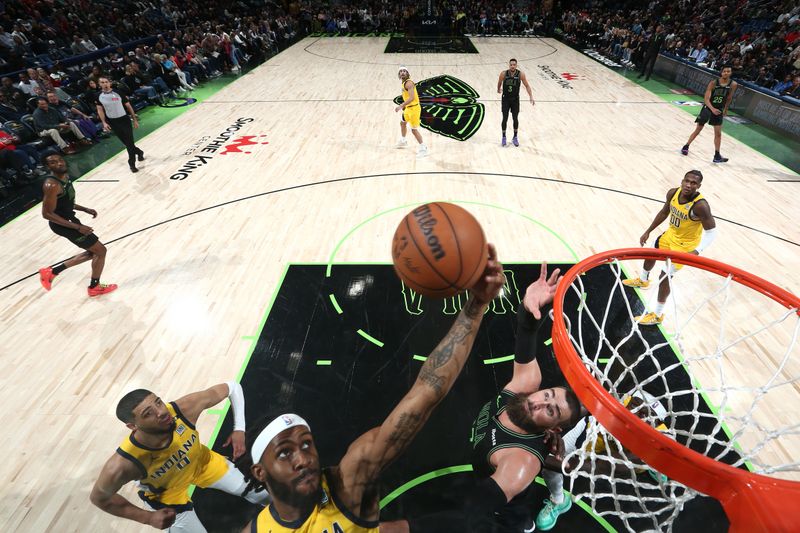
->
xmin=399 ymin=66 xmax=408 ymax=73
xmin=250 ymin=413 xmax=310 ymax=463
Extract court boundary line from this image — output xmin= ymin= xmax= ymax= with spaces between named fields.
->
xmin=2 ymin=170 xmax=795 ymax=292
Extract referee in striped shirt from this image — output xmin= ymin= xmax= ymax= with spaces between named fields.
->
xmin=95 ymin=76 xmax=145 ymax=173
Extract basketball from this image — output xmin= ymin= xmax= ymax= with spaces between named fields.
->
xmin=391 ymin=202 xmax=488 ymax=298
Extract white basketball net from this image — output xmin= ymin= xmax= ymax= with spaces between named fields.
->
xmin=558 ymin=256 xmax=800 ymax=532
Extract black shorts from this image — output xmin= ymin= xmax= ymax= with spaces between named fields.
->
xmin=49 ymin=216 xmax=99 ymax=249
xmin=696 ymin=106 xmax=723 ymax=126
xmin=501 ymin=98 xmax=520 ymax=115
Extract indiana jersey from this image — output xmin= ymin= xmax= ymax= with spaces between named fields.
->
xmin=251 ymin=470 xmax=379 ymax=532
xmin=401 ymin=79 xmax=419 ymax=107
xmin=116 ymin=402 xmax=228 ymax=508
xmin=664 ymin=188 xmax=705 ymax=246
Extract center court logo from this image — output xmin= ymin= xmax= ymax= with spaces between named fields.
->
xmin=169 ymin=118 xmax=268 ymax=180
xmin=392 ymin=75 xmax=485 ymax=141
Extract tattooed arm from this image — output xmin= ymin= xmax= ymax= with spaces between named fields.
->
xmin=335 ymin=244 xmax=506 ymax=517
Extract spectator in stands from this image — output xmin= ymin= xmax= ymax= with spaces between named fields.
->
xmin=17 ymin=72 xmax=40 ymax=96
xmin=121 ymin=64 xmax=159 ymax=103
xmin=0 ymin=128 xmax=41 ymax=179
xmin=772 ymin=73 xmax=795 ymax=92
xmin=46 ymin=91 xmax=100 ymax=143
xmin=689 ymin=42 xmax=709 ymax=63
xmin=159 ymin=53 xmax=195 ymax=91
xmin=32 ymin=97 xmax=91 ymax=154
xmin=1 ymin=76 xmax=28 ymax=109
xmin=780 ymin=74 xmax=800 ymax=97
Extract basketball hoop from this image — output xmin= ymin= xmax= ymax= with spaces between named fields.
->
xmin=551 ymin=248 xmax=800 ymax=532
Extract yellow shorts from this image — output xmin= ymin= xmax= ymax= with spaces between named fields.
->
xmin=655 ymin=232 xmax=698 ymax=271
xmin=402 ymin=104 xmax=421 ymax=128
xmin=144 ymin=449 xmax=230 ymax=506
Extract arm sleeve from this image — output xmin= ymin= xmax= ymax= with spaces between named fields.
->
xmin=226 ymin=381 xmax=246 ymax=431
xmin=407 ymin=477 xmax=508 ymax=533
xmin=514 ymin=301 xmax=553 ymax=364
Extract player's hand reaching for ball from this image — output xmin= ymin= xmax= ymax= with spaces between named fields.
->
xmin=147 ymin=508 xmax=176 ymax=529
xmin=523 ymin=262 xmax=562 ymax=320
xmin=470 ymin=243 xmax=504 ymax=306
xmin=224 ymin=430 xmax=246 ymax=460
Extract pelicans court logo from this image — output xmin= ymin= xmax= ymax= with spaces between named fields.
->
xmin=170 ymin=117 xmax=268 ymax=180
xmin=393 ymin=75 xmax=484 ymax=141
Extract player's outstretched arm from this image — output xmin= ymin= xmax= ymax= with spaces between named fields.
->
xmin=90 ymin=453 xmax=176 ymax=529
xmin=507 ymin=262 xmax=561 ymax=393
xmin=338 ymin=245 xmax=505 ymax=491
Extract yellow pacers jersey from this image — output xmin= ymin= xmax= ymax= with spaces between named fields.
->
xmin=252 ymin=471 xmax=379 ymax=533
xmin=664 ymin=188 xmax=704 ymax=247
xmin=116 ymin=402 xmax=228 ymax=508
xmin=401 ymin=79 xmax=419 ymax=107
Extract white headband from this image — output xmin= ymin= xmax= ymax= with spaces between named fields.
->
xmin=251 ymin=414 xmax=310 ymax=463
xmin=399 ymin=66 xmax=408 ymax=73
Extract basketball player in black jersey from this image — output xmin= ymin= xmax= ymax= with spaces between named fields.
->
xmin=382 ymin=263 xmax=582 ymax=533
xmin=38 ymin=153 xmax=117 ymax=297
xmin=497 ymin=59 xmax=535 ymax=147
xmin=681 ymin=66 xmax=737 ymax=163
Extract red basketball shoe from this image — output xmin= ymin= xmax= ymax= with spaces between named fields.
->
xmin=39 ymin=267 xmax=55 ymax=291
xmin=88 ymin=283 xmax=118 ymax=297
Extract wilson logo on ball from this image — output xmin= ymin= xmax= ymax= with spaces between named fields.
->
xmin=412 ymin=204 xmax=446 ymax=261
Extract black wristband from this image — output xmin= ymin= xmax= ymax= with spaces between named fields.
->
xmin=515 ymin=301 xmax=552 ymax=364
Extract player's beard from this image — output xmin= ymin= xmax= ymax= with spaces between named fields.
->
xmin=266 ymin=467 xmax=322 ymax=510
xmin=505 ymin=394 xmax=546 ymax=433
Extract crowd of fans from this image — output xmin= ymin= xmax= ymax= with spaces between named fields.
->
xmin=0 ymin=0 xmax=797 ymax=203
xmin=0 ymin=0 xmax=302 ymax=198
xmin=559 ymin=0 xmax=800 ymax=96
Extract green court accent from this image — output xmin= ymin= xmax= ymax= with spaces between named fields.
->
xmin=357 ymin=329 xmax=384 ymax=347
xmin=598 ymin=358 xmax=610 ymax=364
xmin=622 ymin=71 xmax=799 ymax=175
xmin=241 ymin=335 xmax=257 ymax=340
xmin=544 ymin=338 xmax=553 ymax=346
xmin=203 ymin=263 xmax=290 ymax=445
xmin=316 ymin=359 xmax=333 ymax=366
xmin=412 ymin=354 xmax=428 ymax=362
xmin=326 ymin=199 xmax=579 ymax=278
xmin=205 ymin=408 xmax=226 ymax=415
xmin=379 ymin=464 xmax=616 ymax=532
xmin=483 ymin=354 xmax=515 ymax=365
xmin=329 ymin=293 xmax=343 ymax=314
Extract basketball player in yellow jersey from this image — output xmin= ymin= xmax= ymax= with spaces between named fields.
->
xmin=623 ymin=170 xmax=717 ymax=325
xmin=90 ymin=383 xmax=269 ymax=531
xmin=395 ymin=66 xmax=428 ymax=159
xmin=239 ymin=245 xmax=507 ymax=532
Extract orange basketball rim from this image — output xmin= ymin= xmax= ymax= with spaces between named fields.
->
xmin=551 ymin=247 xmax=800 ymax=532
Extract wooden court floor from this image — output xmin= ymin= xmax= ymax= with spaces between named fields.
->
xmin=0 ymin=37 xmax=797 ymax=532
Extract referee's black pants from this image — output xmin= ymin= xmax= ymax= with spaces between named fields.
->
xmin=107 ymin=115 xmax=143 ymax=168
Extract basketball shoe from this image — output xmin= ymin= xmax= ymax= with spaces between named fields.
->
xmin=512 ymin=136 xmax=519 ymax=147
xmin=88 ymin=283 xmax=118 ymax=297
xmin=535 ymin=496 xmax=572 ymax=531
xmin=713 ymin=154 xmax=729 ymax=163
xmin=622 ymin=277 xmax=650 ymax=288
xmin=417 ymin=145 xmax=428 ymax=159
xmin=680 ymin=145 xmax=689 ymax=155
xmin=502 ymin=135 xmax=507 ymax=147
xmin=396 ymin=138 xmax=408 ymax=148
xmin=39 ymin=267 xmax=55 ymax=291
xmin=635 ymin=312 xmax=663 ymax=326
